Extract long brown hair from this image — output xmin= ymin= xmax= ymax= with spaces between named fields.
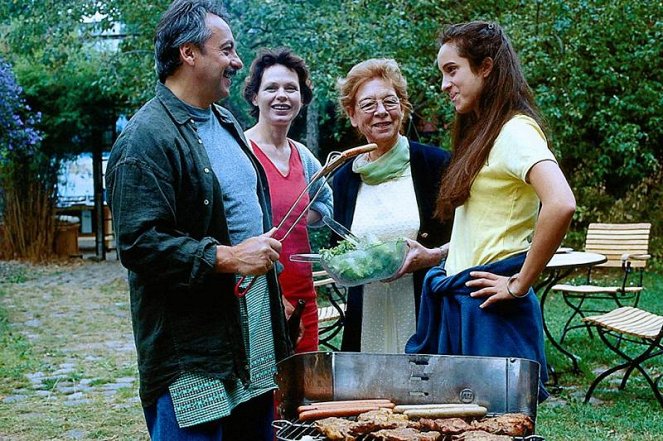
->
xmin=435 ymin=21 xmax=544 ymax=220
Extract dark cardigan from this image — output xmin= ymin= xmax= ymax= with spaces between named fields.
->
xmin=331 ymin=140 xmax=452 ymax=351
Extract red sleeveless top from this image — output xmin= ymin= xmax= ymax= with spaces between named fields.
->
xmin=251 ymin=140 xmax=318 ymax=351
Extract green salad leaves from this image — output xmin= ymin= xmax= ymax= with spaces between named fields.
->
xmin=319 ymin=238 xmax=406 ymax=286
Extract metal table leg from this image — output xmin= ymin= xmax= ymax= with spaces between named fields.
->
xmin=535 ymin=268 xmax=581 ymax=374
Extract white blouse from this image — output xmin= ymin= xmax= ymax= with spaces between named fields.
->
xmin=351 ymin=165 xmax=420 ymax=353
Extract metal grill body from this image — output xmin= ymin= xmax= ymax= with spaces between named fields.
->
xmin=275 ymin=352 xmax=539 ymax=420
xmin=274 ymin=352 xmax=544 ymax=440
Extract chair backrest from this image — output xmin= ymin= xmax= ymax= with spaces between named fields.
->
xmin=585 ymin=223 xmax=651 ymax=269
xmin=313 ymin=269 xmax=346 ymax=311
xmin=313 ymin=270 xmax=335 ymax=288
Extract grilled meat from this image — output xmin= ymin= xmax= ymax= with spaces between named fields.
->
xmin=451 ymin=430 xmax=512 ymax=440
xmin=471 ymin=413 xmax=534 ymax=436
xmin=314 ymin=408 xmax=535 ymax=440
xmin=358 ymin=408 xmax=410 ymax=423
xmin=370 ymin=427 xmax=442 ymax=441
xmin=351 ymin=408 xmax=415 ymax=435
xmin=418 ymin=417 xmax=472 ymax=435
xmin=314 ymin=416 xmax=357 ymax=441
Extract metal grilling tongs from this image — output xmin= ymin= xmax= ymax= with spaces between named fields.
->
xmin=233 ymin=143 xmax=377 ymax=297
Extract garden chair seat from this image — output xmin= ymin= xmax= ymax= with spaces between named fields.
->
xmin=552 ymin=284 xmax=643 ymax=295
xmin=583 ymin=307 xmax=663 ymax=407
xmin=318 ymin=304 xmax=346 ymax=323
xmin=551 ymin=222 xmax=651 ymax=344
xmin=314 ymin=270 xmax=346 ymax=350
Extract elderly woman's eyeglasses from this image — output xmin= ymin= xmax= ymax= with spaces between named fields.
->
xmin=356 ymin=96 xmax=400 ymax=114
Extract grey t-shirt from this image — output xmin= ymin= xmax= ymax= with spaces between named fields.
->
xmin=171 ymin=103 xmax=276 ymax=428
xmin=184 ymin=103 xmax=263 ymax=245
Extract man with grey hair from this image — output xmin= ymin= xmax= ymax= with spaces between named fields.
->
xmin=105 ymin=1 xmax=292 ymax=439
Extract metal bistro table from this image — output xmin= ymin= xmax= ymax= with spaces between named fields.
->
xmin=535 ymin=251 xmax=607 ymax=376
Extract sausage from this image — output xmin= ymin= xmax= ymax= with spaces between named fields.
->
xmin=297 ymin=399 xmax=393 ymax=413
xmin=403 ymin=406 xmax=488 ymax=419
xmin=393 ymin=403 xmax=483 ymax=413
xmin=298 ymin=405 xmax=384 ymax=421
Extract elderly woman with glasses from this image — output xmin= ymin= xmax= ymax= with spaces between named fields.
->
xmin=332 ymin=58 xmax=452 ymax=353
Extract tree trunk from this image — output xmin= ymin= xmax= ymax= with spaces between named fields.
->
xmin=306 ymin=99 xmax=320 ymax=158
xmin=93 ymin=144 xmax=106 ymax=261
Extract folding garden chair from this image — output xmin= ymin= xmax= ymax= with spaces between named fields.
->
xmin=314 ymin=270 xmax=347 ymax=351
xmin=583 ymin=307 xmax=663 ymax=407
xmin=552 ymin=222 xmax=651 ymax=343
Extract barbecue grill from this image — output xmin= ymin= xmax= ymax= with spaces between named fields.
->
xmin=273 ymin=420 xmax=545 ymax=440
xmin=273 ymin=352 xmax=545 ymax=441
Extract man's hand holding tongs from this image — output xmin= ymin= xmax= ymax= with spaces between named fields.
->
xmin=215 ymin=228 xmax=282 ymax=276
xmin=229 ymin=143 xmax=377 ymax=297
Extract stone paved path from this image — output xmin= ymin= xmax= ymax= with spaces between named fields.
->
xmin=0 ymin=259 xmax=146 ymax=440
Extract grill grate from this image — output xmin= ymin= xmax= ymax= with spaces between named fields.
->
xmin=273 ymin=419 xmax=546 ymax=441
xmin=274 ymin=420 xmax=325 ymax=440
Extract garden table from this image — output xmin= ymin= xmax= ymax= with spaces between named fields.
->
xmin=535 ymin=250 xmax=607 ymax=380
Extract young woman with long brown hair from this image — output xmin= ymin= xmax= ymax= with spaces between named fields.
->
xmin=404 ymin=21 xmax=576 ymax=401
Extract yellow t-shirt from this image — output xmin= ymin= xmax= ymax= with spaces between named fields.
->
xmin=445 ymin=114 xmax=557 ymax=276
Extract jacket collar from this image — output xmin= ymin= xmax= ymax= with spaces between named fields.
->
xmin=155 ymin=82 xmax=235 ymax=125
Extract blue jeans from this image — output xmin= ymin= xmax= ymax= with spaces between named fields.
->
xmin=143 ymin=390 xmax=275 ymax=441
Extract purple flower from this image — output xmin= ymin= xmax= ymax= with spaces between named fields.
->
xmin=0 ymin=57 xmax=43 ymax=162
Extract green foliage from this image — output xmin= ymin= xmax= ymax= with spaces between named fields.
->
xmin=504 ymin=0 xmax=662 ymax=255
xmin=13 ymin=53 xmax=120 ymax=156
xmin=1 ymin=0 xmax=661 ymax=256
xmin=516 ymin=0 xmax=662 ymax=193
xmin=1 ymin=2 xmax=126 ymax=155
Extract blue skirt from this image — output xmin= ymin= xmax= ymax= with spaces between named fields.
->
xmin=405 ymin=253 xmax=549 ymax=402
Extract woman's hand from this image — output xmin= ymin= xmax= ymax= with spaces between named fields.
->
xmin=466 ymin=271 xmax=528 ymax=308
xmin=282 ymin=296 xmax=305 ymax=345
xmin=282 ymin=295 xmax=295 ymax=319
xmin=385 ymin=239 xmax=447 ymax=281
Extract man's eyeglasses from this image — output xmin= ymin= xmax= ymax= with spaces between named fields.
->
xmin=356 ymin=96 xmax=401 ymax=114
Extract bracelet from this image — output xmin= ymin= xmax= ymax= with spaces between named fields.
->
xmin=438 ymin=246 xmax=446 ymax=266
xmin=506 ymin=274 xmax=529 ymax=299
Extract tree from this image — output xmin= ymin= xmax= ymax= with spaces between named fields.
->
xmin=506 ymin=0 xmax=662 ymax=232
xmin=12 ymin=52 xmax=120 ymax=158
xmin=2 ymin=0 xmax=662 ymax=253
xmin=0 ymin=58 xmax=56 ymax=261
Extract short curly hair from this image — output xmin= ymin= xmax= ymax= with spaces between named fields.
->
xmin=336 ymin=58 xmax=412 ymax=125
xmin=242 ymin=48 xmax=314 ymax=119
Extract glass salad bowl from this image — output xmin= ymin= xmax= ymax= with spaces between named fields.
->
xmin=292 ymin=238 xmax=408 ymax=287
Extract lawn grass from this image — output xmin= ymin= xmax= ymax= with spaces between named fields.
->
xmin=0 ymin=261 xmax=146 ymax=440
xmin=1 ymin=260 xmax=662 ymax=440
xmin=535 ymin=270 xmax=663 ymax=440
